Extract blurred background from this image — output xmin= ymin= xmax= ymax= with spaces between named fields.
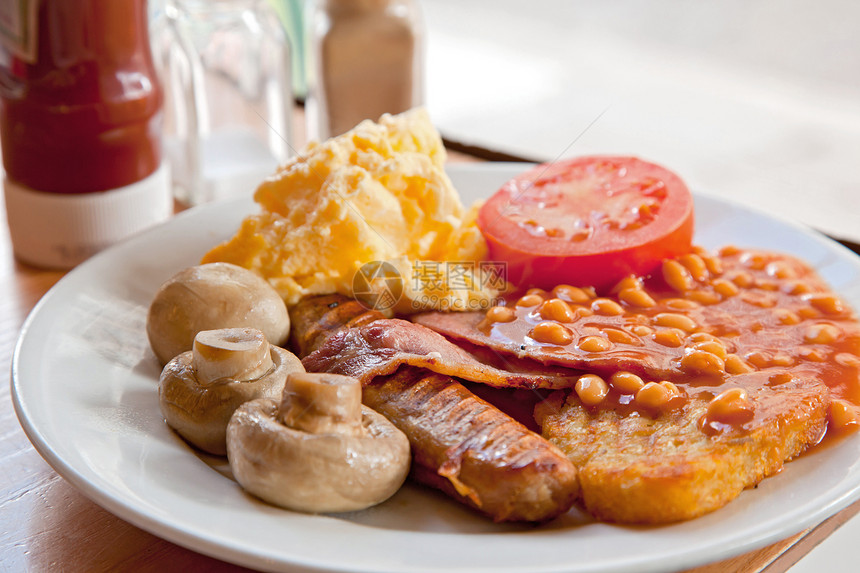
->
xmin=140 ymin=0 xmax=860 ymax=240
xmin=421 ymin=0 xmax=860 ymax=243
xmin=149 ymin=0 xmax=860 ymax=239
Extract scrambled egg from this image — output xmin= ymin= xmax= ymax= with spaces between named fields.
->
xmin=202 ymin=109 xmax=501 ymax=313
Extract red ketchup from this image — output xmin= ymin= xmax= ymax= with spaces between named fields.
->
xmin=0 ymin=0 xmax=171 ymax=269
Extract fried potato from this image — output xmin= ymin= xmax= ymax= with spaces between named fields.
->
xmin=535 ymin=372 xmax=829 ymax=523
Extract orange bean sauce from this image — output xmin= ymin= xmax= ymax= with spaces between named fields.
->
xmin=478 ymin=246 xmax=860 ymax=437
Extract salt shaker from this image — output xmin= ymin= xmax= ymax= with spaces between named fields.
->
xmin=152 ymin=0 xmax=293 ymax=205
xmin=306 ymin=0 xmax=424 ymax=140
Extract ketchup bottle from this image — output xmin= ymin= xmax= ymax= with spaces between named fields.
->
xmin=0 ymin=0 xmax=171 ymax=269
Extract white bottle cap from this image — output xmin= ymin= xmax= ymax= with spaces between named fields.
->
xmin=4 ymin=163 xmax=172 ymax=269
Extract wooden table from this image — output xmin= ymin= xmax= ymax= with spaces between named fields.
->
xmin=2 ymin=138 xmax=859 ymax=573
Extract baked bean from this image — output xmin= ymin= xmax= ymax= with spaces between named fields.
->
xmin=725 ymin=354 xmax=755 ymax=374
xmin=660 ymin=381 xmax=681 ymax=396
xmin=719 ymin=245 xmax=741 ymax=257
xmin=578 ymin=335 xmax=612 ymax=352
xmin=798 ymin=346 xmax=828 ymax=362
xmin=727 ymin=270 xmax=754 ymax=289
xmin=680 ymin=349 xmax=726 ymax=375
xmin=539 ymin=298 xmax=575 ymax=323
xmin=706 ymin=387 xmax=754 ymax=424
xmin=575 ymin=374 xmax=609 ymax=406
xmin=662 ymin=259 xmax=694 ymax=292
xmin=701 ymin=254 xmax=723 ymax=275
xmin=691 ymin=340 xmax=728 ymax=360
xmin=798 ymin=306 xmax=820 ymax=320
xmin=652 ymin=328 xmax=685 ymax=348
xmin=619 ymin=287 xmax=657 ymax=308
xmin=635 ymin=382 xmax=673 ymax=410
xmin=687 ymin=289 xmax=722 ymax=305
xmin=612 ymin=275 xmax=642 ymax=293
xmin=533 ymin=322 xmax=574 ymax=345
xmin=689 ymin=332 xmax=718 ymax=343
xmin=756 ymin=280 xmax=779 ymax=292
xmin=591 ymin=298 xmax=625 ymax=316
xmin=770 ymin=353 xmax=796 ymax=367
xmin=805 ymin=293 xmax=844 ymax=315
xmin=783 ymin=280 xmax=812 ymax=295
xmin=768 ymin=372 xmax=793 ymax=385
xmin=772 ymin=309 xmax=801 ymax=325
xmin=765 ymin=261 xmax=797 ymax=279
xmin=516 ymin=294 xmax=544 ymax=308
xmin=830 ymin=399 xmax=859 ymax=431
xmin=740 ymin=252 xmax=768 ymax=270
xmin=485 ymin=305 xmax=516 ymax=323
xmin=610 ymin=371 xmax=645 ymax=394
xmin=603 ymin=327 xmax=639 ymax=345
xmin=570 ymin=305 xmax=594 ymax=318
xmin=631 ymin=325 xmax=654 ymax=337
xmin=552 ymin=284 xmax=591 ymax=304
xmin=712 ymin=279 xmax=739 ymax=298
xmin=664 ymin=298 xmax=700 ymax=311
xmin=804 ymin=323 xmax=841 ymax=345
xmin=744 ymin=350 xmax=772 ymax=369
xmin=679 ymin=254 xmax=709 ymax=282
xmin=835 ymin=352 xmax=860 ymax=368
xmin=653 ymin=312 xmax=698 ymax=332
xmin=529 ymin=322 xmax=574 ymax=345
xmin=740 ymin=291 xmax=777 ymax=308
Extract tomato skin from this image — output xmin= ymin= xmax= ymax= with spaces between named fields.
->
xmin=477 ymin=156 xmax=695 ymax=291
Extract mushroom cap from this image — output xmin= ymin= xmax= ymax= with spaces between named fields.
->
xmin=227 ymin=399 xmax=411 ymax=513
xmin=147 ymin=262 xmax=290 ymax=365
xmin=159 ymin=345 xmax=304 ymax=455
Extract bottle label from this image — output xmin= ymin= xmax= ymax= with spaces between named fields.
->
xmin=0 ymin=0 xmax=37 ymax=63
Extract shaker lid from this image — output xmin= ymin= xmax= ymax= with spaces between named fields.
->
xmin=4 ymin=163 xmax=172 ymax=269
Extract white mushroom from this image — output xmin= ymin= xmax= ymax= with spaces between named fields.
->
xmin=227 ymin=372 xmax=410 ymax=513
xmin=158 ymin=327 xmax=304 ymax=455
xmin=147 ymin=262 xmax=290 ymax=365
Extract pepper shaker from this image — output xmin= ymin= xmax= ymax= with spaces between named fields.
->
xmin=306 ymin=0 xmax=424 ymax=139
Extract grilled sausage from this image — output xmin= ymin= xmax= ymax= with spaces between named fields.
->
xmin=289 ymin=294 xmax=383 ymax=357
xmin=291 ymin=295 xmax=579 ymax=522
xmin=364 ymin=367 xmax=578 ymax=522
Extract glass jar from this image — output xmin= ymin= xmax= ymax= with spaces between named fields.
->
xmin=152 ymin=0 xmax=293 ymax=205
xmin=306 ymin=0 xmax=424 ymax=140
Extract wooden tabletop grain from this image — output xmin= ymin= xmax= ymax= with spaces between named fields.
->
xmin=2 ymin=136 xmax=858 ymax=573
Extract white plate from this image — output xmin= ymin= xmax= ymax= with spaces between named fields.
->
xmin=12 ymin=163 xmax=860 ymax=573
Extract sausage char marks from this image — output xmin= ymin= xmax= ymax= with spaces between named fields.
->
xmin=365 ymin=368 xmax=578 ymax=522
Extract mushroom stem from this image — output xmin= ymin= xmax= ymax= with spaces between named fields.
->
xmin=193 ymin=328 xmax=274 ymax=385
xmin=279 ymin=372 xmax=363 ymax=435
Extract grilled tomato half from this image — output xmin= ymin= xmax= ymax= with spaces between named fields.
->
xmin=477 ymin=156 xmax=694 ymax=290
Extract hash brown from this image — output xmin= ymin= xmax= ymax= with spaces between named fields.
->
xmin=535 ymin=371 xmax=829 ymax=523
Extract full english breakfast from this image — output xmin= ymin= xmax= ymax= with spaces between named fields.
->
xmin=148 ymin=109 xmax=860 ymax=525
